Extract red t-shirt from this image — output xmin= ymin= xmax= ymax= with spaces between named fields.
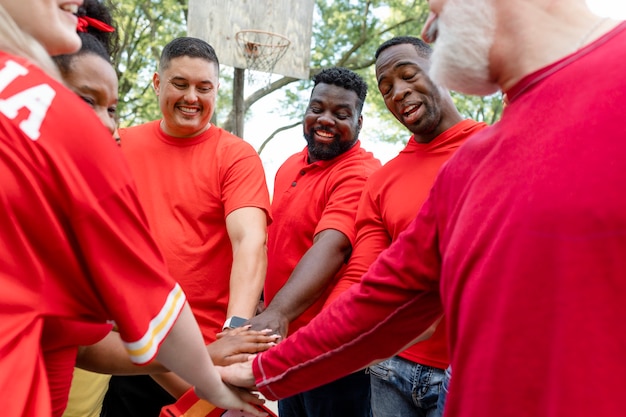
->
xmin=253 ymin=22 xmax=626 ymax=417
xmin=0 ymin=54 xmax=185 ymax=416
xmin=121 ymin=122 xmax=271 ymax=342
xmin=327 ymin=120 xmax=487 ymax=369
xmin=264 ymin=142 xmax=381 ymax=334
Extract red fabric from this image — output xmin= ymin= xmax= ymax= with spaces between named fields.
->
xmin=253 ymin=22 xmax=626 ymax=417
xmin=121 ymin=122 xmax=271 ymax=343
xmin=326 ymin=119 xmax=486 ymax=369
xmin=0 ymin=53 xmax=183 ymax=416
xmin=76 ymin=16 xmax=115 ymax=33
xmin=159 ymin=387 xmax=278 ymax=417
xmin=264 ymin=142 xmax=381 ymax=334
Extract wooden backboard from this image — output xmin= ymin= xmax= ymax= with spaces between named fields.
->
xmin=187 ymin=0 xmax=315 ymax=80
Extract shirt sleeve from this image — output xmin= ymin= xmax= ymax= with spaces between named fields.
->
xmin=314 ymin=165 xmax=371 ymax=244
xmin=71 ymin=181 xmax=186 ymax=364
xmin=221 ymin=142 xmax=272 ymax=223
xmin=253 ymin=192 xmax=444 ymax=400
xmin=324 ymin=182 xmax=392 ymax=306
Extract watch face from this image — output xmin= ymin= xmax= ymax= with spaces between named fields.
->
xmin=227 ymin=316 xmax=248 ymax=328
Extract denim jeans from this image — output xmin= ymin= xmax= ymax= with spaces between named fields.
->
xmin=435 ymin=366 xmax=452 ymax=417
xmin=278 ymin=370 xmax=371 ymax=417
xmin=369 ymin=356 xmax=445 ymax=417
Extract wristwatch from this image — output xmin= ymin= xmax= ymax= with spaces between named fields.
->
xmin=222 ymin=316 xmax=248 ymax=330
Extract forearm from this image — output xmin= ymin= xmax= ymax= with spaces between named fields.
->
xmin=325 ymin=225 xmax=391 ymax=307
xmin=157 ymin=303 xmax=269 ymax=416
xmin=226 ymin=207 xmax=268 ymax=319
xmin=77 ymin=332 xmax=168 ymax=375
xmin=266 ymin=244 xmax=346 ymax=322
xmin=228 ymin=241 xmax=266 ymax=319
xmin=151 ymin=372 xmax=191 ymax=399
xmin=155 ymin=304 xmax=223 ymax=399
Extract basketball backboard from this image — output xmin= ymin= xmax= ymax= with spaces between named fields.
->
xmin=187 ymin=0 xmax=315 ymax=80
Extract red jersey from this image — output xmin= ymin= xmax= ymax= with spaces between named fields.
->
xmin=0 ymin=54 xmax=185 ymax=416
xmin=253 ymin=22 xmax=626 ymax=417
xmin=327 ymin=119 xmax=487 ymax=369
xmin=265 ymin=142 xmax=381 ymax=334
xmin=120 ymin=122 xmax=271 ymax=343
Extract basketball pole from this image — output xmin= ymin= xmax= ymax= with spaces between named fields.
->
xmin=233 ymin=67 xmax=246 ymax=138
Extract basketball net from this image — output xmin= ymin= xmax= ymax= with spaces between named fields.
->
xmin=236 ymin=30 xmax=291 ymax=87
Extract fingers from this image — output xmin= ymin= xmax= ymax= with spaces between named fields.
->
xmin=220 ymin=353 xmax=255 ymax=366
xmin=216 ymin=324 xmax=252 ymax=338
xmin=240 ymin=340 xmax=278 ymax=354
xmin=217 ymin=327 xmax=277 ymax=340
xmin=235 ymin=386 xmax=265 ymax=405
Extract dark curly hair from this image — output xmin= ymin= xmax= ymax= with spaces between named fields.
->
xmin=312 ymin=67 xmax=368 ymax=113
xmin=52 ymin=0 xmax=118 ymax=75
xmin=375 ymin=36 xmax=432 ymax=60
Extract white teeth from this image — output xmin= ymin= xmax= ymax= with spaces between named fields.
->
xmin=316 ymin=130 xmax=333 ymax=138
xmin=61 ymin=4 xmax=79 ymax=13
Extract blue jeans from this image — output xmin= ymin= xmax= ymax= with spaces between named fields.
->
xmin=435 ymin=366 xmax=451 ymax=417
xmin=369 ymin=356 xmax=445 ymax=417
xmin=278 ymin=370 xmax=371 ymax=417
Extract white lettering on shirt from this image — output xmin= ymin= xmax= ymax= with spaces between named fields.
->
xmin=0 ymin=60 xmax=56 ymax=141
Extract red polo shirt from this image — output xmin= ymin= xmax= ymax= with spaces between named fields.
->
xmin=264 ymin=142 xmax=381 ymax=334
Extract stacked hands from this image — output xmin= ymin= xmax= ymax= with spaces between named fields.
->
xmin=210 ymin=324 xmax=281 ymax=415
xmin=210 ymin=325 xmax=280 ymax=366
xmin=216 ymin=308 xmax=290 ymax=393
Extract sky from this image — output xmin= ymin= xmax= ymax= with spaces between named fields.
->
xmin=242 ymin=0 xmax=626 ymax=195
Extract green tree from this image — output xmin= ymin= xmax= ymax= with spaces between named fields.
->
xmin=111 ymin=0 xmax=187 ymax=127
xmin=112 ymin=0 xmax=503 ymax=144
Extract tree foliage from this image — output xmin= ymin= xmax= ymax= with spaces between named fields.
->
xmin=111 ymin=0 xmax=187 ymax=127
xmin=112 ymin=0 xmax=503 ymax=143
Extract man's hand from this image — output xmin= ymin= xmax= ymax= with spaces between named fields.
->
xmin=247 ymin=309 xmax=289 ymax=340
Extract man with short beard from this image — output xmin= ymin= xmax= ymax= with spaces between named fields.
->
xmin=220 ymin=2 xmax=626 ymax=416
xmin=247 ymin=67 xmax=381 ymax=417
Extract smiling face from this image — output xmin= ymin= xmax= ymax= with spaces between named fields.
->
xmin=3 ymin=0 xmax=83 ymax=55
xmin=63 ymin=53 xmax=118 ymax=134
xmin=376 ymin=43 xmax=448 ymax=141
xmin=303 ymin=83 xmax=362 ymax=163
xmin=154 ymin=56 xmax=219 ymax=138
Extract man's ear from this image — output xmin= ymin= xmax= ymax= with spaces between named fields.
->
xmin=152 ymin=72 xmax=160 ymax=95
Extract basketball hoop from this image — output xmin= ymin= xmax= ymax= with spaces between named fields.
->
xmin=236 ymin=29 xmax=291 ymax=86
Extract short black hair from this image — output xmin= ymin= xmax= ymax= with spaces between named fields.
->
xmin=312 ymin=67 xmax=368 ymax=113
xmin=375 ymin=36 xmax=432 ymax=59
xmin=159 ymin=37 xmax=220 ymax=73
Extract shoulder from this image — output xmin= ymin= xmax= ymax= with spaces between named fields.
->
xmin=333 ymin=144 xmax=382 ymax=177
xmin=210 ymin=126 xmax=260 ymax=157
